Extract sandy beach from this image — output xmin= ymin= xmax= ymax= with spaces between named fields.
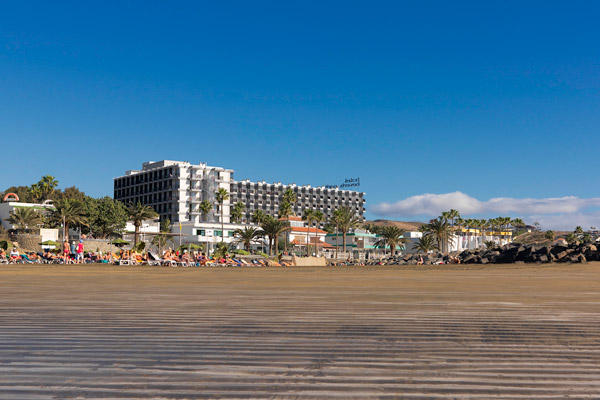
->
xmin=1 ymin=263 xmax=600 ymax=399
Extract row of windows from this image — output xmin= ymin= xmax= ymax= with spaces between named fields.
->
xmin=115 ymin=168 xmax=175 ymax=187
xmin=195 ymin=229 xmax=234 ymax=237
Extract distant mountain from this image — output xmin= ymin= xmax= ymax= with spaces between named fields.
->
xmin=367 ymin=219 xmax=425 ymax=231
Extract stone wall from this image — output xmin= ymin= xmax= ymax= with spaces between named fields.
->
xmin=12 ymin=234 xmax=42 ymax=251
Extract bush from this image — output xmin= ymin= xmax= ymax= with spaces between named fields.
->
xmin=233 ymin=249 xmax=250 ymax=255
xmin=258 ymin=251 xmax=269 ymax=258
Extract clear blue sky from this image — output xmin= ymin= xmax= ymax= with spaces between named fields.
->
xmin=1 ymin=1 xmax=599 ymax=229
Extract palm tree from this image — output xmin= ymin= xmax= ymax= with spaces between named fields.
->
xmin=6 ymin=207 xmax=43 ymax=233
xmin=282 ymin=188 xmax=297 ymax=214
xmin=479 ymin=219 xmax=489 ymax=248
xmin=302 ymin=209 xmax=316 ymax=256
xmin=413 ymin=234 xmax=439 ymax=253
xmin=575 ymin=226 xmax=583 ymax=235
xmin=231 ymin=202 xmax=245 ymax=224
xmin=29 ymin=184 xmax=43 ymax=203
xmin=260 ymin=216 xmax=291 ymax=256
xmin=375 ymin=226 xmax=407 ymax=256
xmin=233 ymin=226 xmax=264 ymax=252
xmin=215 ymin=188 xmax=229 ymax=242
xmin=448 ymin=209 xmax=460 ymax=230
xmin=312 ymin=210 xmax=324 ymax=256
xmin=336 ymin=206 xmax=362 ymax=256
xmin=200 ymin=200 xmax=212 ymax=222
xmin=424 ymin=217 xmax=454 ymax=253
xmin=151 ymin=218 xmax=173 ymax=255
xmin=127 ymin=201 xmax=158 ymax=246
xmin=47 ymin=198 xmax=88 ymax=241
xmin=278 ymin=201 xmax=293 ymax=252
xmin=251 ymin=209 xmax=267 ymax=225
xmin=38 ymin=175 xmax=59 ymax=200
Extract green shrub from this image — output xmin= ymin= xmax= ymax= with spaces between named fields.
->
xmin=233 ymin=249 xmax=250 ymax=255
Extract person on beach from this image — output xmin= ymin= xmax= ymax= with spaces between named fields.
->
xmin=10 ymin=247 xmax=20 ymax=261
xmin=63 ymin=240 xmax=70 ymax=263
xmin=76 ymin=240 xmax=84 ymax=264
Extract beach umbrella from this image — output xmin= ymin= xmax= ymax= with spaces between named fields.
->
xmin=112 ymin=238 xmax=129 ymax=248
xmin=177 ymin=243 xmax=203 ymax=252
xmin=40 ymin=240 xmax=60 ymax=247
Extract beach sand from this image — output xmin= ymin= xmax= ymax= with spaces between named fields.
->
xmin=1 ymin=263 xmax=599 ymax=398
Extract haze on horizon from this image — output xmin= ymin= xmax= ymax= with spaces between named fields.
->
xmin=1 ymin=1 xmax=599 ymax=230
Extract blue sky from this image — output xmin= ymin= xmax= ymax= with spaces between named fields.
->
xmin=1 ymin=1 xmax=599 ymax=229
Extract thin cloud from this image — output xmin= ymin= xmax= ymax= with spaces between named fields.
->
xmin=371 ymin=191 xmax=600 ymax=218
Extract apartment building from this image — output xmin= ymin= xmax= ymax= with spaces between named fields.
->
xmin=113 ymin=160 xmax=365 ymax=246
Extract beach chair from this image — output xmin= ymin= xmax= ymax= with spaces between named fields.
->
xmin=147 ymin=252 xmax=163 ymax=266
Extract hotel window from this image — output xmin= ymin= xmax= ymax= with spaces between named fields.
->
xmin=214 ymin=230 xmax=222 ymax=237
xmin=196 ymin=229 xmax=206 ymax=236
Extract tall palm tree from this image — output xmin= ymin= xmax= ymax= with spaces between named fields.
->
xmin=260 ymin=216 xmax=291 ymax=256
xmin=151 ymin=218 xmax=173 ymax=255
xmin=29 ymin=184 xmax=43 ymax=203
xmin=327 ymin=210 xmax=343 ymax=259
xmin=251 ymin=209 xmax=267 ymax=252
xmin=251 ymin=209 xmax=267 ymax=225
xmin=448 ymin=209 xmax=460 ymax=230
xmin=312 ymin=210 xmax=324 ymax=256
xmin=424 ymin=217 xmax=454 ymax=253
xmin=127 ymin=201 xmax=158 ymax=246
xmin=47 ymin=198 xmax=88 ymax=241
xmin=38 ymin=175 xmax=59 ymax=200
xmin=282 ymin=188 xmax=297 ymax=215
xmin=215 ymin=188 xmax=229 ymax=242
xmin=336 ymin=206 xmax=362 ymax=256
xmin=413 ymin=234 xmax=439 ymax=253
xmin=375 ymin=226 xmax=407 ymax=256
xmin=233 ymin=226 xmax=264 ymax=252
xmin=199 ymin=200 xmax=212 ymax=222
xmin=479 ymin=219 xmax=489 ymax=247
xmin=302 ymin=209 xmax=316 ymax=256
xmin=7 ymin=207 xmax=43 ymax=233
xmin=231 ymin=202 xmax=245 ymax=224
xmin=278 ymin=201 xmax=293 ymax=252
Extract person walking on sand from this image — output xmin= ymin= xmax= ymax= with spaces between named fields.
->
xmin=63 ymin=240 xmax=70 ymax=263
xmin=76 ymin=240 xmax=84 ymax=264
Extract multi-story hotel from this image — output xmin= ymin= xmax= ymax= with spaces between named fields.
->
xmin=113 ymin=160 xmax=366 ymax=248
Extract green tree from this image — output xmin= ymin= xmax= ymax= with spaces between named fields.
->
xmin=282 ymin=188 xmax=297 ymax=215
xmin=312 ymin=210 xmax=324 ymax=256
xmin=127 ymin=201 xmax=159 ymax=246
xmin=29 ymin=184 xmax=43 ymax=203
xmin=302 ymin=209 xmax=316 ymax=256
xmin=545 ymin=230 xmax=555 ymax=242
xmin=336 ymin=206 xmax=362 ymax=256
xmin=200 ymin=200 xmax=212 ymax=222
xmin=251 ymin=209 xmax=267 ymax=225
xmin=215 ymin=188 xmax=229 ymax=242
xmin=278 ymin=201 xmax=293 ymax=251
xmin=151 ymin=218 xmax=173 ymax=255
xmin=6 ymin=207 xmax=43 ymax=233
xmin=87 ymin=197 xmax=128 ymax=238
xmin=575 ymin=226 xmax=584 ymax=235
xmin=38 ymin=175 xmax=59 ymax=200
xmin=448 ymin=209 xmax=460 ymax=229
xmin=47 ymin=198 xmax=88 ymax=241
xmin=231 ymin=202 xmax=245 ymax=224
xmin=233 ymin=226 xmax=264 ymax=252
xmin=260 ymin=216 xmax=290 ymax=256
xmin=375 ymin=226 xmax=407 ymax=255
xmin=424 ymin=217 xmax=454 ymax=253
xmin=413 ymin=234 xmax=439 ymax=253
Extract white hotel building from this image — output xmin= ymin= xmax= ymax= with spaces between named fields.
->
xmin=113 ymin=160 xmax=366 ymax=249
